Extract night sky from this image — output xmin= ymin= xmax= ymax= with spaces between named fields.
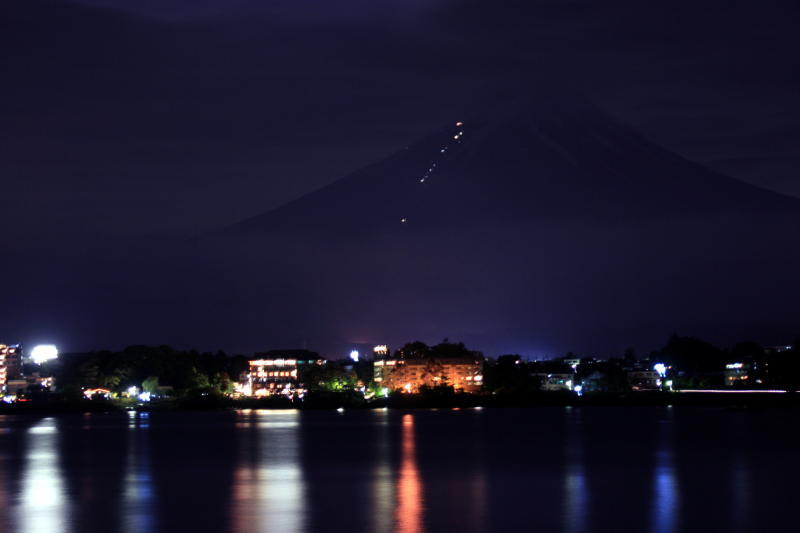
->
xmin=3 ymin=0 xmax=800 ymax=357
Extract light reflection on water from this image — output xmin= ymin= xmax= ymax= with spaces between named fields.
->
xmin=231 ymin=410 xmax=307 ymax=533
xmin=371 ymin=409 xmax=394 ymax=533
xmin=0 ymin=407 xmax=796 ymax=533
xmin=652 ymin=412 xmax=680 ymax=533
xmin=395 ymin=414 xmax=424 ymax=533
xmin=19 ymin=418 xmax=67 ymax=533
xmin=563 ymin=408 xmax=588 ymax=533
xmin=122 ymin=411 xmax=155 ymax=533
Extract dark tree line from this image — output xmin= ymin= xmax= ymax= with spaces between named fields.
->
xmin=54 ymin=345 xmax=250 ymax=397
xmin=482 ymin=333 xmax=800 ymax=393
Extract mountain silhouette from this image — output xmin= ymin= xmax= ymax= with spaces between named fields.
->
xmin=197 ymin=93 xmax=800 ymax=356
xmin=223 ymin=95 xmax=799 ymax=241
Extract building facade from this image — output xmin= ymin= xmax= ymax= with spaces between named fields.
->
xmin=531 ymin=372 xmax=576 ymax=391
xmin=248 ymin=350 xmax=324 ymax=396
xmin=374 ymin=356 xmax=483 ymax=393
xmin=0 ymin=344 xmax=22 ymax=394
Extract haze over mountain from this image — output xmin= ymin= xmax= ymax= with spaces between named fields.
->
xmin=188 ymin=94 xmax=800 ymax=357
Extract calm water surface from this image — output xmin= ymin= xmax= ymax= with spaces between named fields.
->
xmin=0 ymin=407 xmax=797 ymax=533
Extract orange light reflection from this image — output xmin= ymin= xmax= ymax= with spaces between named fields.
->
xmin=395 ymin=414 xmax=425 ymax=533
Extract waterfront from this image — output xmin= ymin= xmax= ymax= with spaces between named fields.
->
xmin=0 ymin=407 xmax=797 ymax=533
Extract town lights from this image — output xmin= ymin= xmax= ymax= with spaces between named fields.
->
xmin=654 ymin=364 xmax=667 ymax=378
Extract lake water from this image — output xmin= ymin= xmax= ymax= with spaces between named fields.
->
xmin=0 ymin=406 xmax=797 ymax=533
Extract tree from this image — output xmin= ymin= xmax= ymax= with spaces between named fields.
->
xmin=385 ymin=363 xmax=413 ymax=391
xmin=657 ymin=334 xmax=725 ymax=375
xmin=431 ymin=339 xmax=476 ymax=359
xmin=186 ymin=367 xmax=212 ymax=392
xmin=395 ymin=341 xmax=431 ymax=359
xmin=421 ymin=359 xmax=448 ymax=388
xmin=483 ymin=355 xmax=531 ymax=393
xmin=79 ymin=351 xmax=131 ymax=390
xmin=142 ymin=375 xmax=159 ymax=394
xmin=304 ymin=363 xmax=357 ymax=392
xmin=213 ymin=372 xmax=236 ymax=395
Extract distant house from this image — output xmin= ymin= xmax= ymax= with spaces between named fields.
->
xmin=531 ymin=373 xmax=575 ymax=391
xmin=5 ymin=373 xmax=53 ymax=396
xmin=628 ymin=364 xmax=661 ymax=390
xmin=154 ymin=385 xmax=174 ymax=397
xmin=724 ymin=362 xmax=752 ymax=388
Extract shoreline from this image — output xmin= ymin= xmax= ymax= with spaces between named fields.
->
xmin=1 ymin=390 xmax=798 ymax=415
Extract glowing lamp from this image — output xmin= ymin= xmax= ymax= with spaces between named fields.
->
xmin=31 ymin=345 xmax=58 ymax=365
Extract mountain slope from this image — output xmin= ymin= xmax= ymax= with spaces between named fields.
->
xmin=187 ymin=94 xmax=800 ymax=356
xmin=224 ymin=95 xmax=800 ymax=241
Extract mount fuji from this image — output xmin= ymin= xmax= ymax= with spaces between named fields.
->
xmin=181 ymin=94 xmax=800 ymax=357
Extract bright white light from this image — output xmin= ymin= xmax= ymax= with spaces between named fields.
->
xmin=31 ymin=345 xmax=58 ymax=365
xmin=350 ymin=350 xmax=359 ymax=362
xmin=654 ymin=364 xmax=667 ymax=377
xmin=138 ymin=392 xmax=151 ymax=402
xmin=574 ymin=385 xmax=582 ymax=396
xmin=382 ymin=388 xmax=389 ymax=397
xmin=128 ymin=387 xmax=137 ymax=396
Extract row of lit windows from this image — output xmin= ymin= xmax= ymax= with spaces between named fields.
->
xmin=254 ymin=371 xmax=296 ymax=377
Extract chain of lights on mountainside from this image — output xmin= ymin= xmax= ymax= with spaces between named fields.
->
xmin=401 ymin=122 xmax=465 ymax=226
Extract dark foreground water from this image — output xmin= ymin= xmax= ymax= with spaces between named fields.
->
xmin=0 ymin=406 xmax=798 ymax=533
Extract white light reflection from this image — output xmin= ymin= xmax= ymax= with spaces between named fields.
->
xmin=19 ymin=418 xmax=68 ymax=532
xmin=563 ymin=408 xmax=588 ymax=533
xmin=122 ymin=411 xmax=155 ymax=532
xmin=370 ymin=408 xmax=394 ymax=533
xmin=231 ymin=410 xmax=307 ymax=533
xmin=651 ymin=416 xmax=681 ymax=533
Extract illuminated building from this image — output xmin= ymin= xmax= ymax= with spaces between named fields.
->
xmin=373 ymin=358 xmax=398 ymax=384
xmin=0 ymin=344 xmax=23 ymax=393
xmin=374 ymin=355 xmax=484 ymax=393
xmin=373 ymin=345 xmax=388 ymax=356
xmin=725 ymin=362 xmax=752 ymax=387
xmin=248 ymin=350 xmax=324 ymax=396
xmin=627 ymin=364 xmax=661 ymax=390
